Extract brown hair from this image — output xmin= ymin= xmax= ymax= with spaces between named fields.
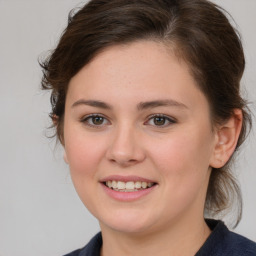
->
xmin=40 ymin=0 xmax=251 ymax=226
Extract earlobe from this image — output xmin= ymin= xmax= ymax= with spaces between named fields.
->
xmin=63 ymin=151 xmax=69 ymax=164
xmin=51 ymin=114 xmax=59 ymax=126
xmin=210 ymin=109 xmax=243 ymax=168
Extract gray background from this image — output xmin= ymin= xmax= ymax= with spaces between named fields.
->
xmin=0 ymin=0 xmax=255 ymax=255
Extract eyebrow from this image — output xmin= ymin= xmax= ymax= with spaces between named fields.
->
xmin=137 ymin=99 xmax=188 ymax=111
xmin=71 ymin=99 xmax=188 ymax=110
xmin=72 ymin=99 xmax=112 ymax=109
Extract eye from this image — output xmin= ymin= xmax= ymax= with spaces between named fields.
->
xmin=145 ymin=114 xmax=176 ymax=127
xmin=81 ymin=114 xmax=110 ymax=127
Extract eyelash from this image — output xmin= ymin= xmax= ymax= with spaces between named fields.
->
xmin=80 ymin=114 xmax=176 ymax=128
xmin=81 ymin=114 xmax=110 ymax=128
xmin=145 ymin=114 xmax=176 ymax=127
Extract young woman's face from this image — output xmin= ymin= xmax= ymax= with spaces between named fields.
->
xmin=63 ymin=41 xmax=218 ymax=234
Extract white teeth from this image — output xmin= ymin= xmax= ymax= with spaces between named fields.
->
xmin=125 ymin=181 xmax=135 ymax=190
xmin=141 ymin=182 xmax=147 ymax=189
xmin=135 ymin=181 xmax=142 ymax=189
xmin=112 ymin=180 xmax=117 ymax=189
xmin=105 ymin=180 xmax=155 ymax=191
xmin=148 ymin=182 xmax=153 ymax=188
xmin=117 ymin=181 xmax=126 ymax=189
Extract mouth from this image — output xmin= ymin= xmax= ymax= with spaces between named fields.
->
xmin=100 ymin=176 xmax=158 ymax=201
xmin=103 ymin=180 xmax=157 ymax=192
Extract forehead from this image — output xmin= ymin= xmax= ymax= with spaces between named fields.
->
xmin=67 ymin=40 xmax=209 ymax=112
xmin=69 ymin=41 xmax=188 ymax=89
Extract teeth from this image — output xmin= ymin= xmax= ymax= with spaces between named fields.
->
xmin=148 ymin=182 xmax=153 ymax=187
xmin=117 ymin=181 xmax=126 ymax=189
xmin=105 ymin=180 xmax=155 ymax=191
xmin=112 ymin=180 xmax=117 ymax=189
xmin=107 ymin=181 xmax=112 ymax=188
xmin=126 ymin=181 xmax=135 ymax=190
xmin=141 ymin=182 xmax=147 ymax=189
xmin=134 ymin=181 xmax=141 ymax=189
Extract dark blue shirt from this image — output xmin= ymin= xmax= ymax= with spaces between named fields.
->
xmin=64 ymin=219 xmax=256 ymax=256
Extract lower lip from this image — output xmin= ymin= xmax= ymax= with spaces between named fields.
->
xmin=101 ymin=183 xmax=157 ymax=202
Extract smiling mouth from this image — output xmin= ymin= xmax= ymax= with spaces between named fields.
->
xmin=103 ymin=180 xmax=157 ymax=192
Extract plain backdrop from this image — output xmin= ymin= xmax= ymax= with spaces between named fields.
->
xmin=0 ymin=0 xmax=255 ymax=255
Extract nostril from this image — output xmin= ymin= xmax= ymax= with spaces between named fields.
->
xmin=108 ymin=156 xmax=139 ymax=166
xmin=128 ymin=159 xmax=137 ymax=162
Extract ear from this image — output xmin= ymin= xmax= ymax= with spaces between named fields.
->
xmin=51 ymin=114 xmax=59 ymax=126
xmin=63 ymin=150 xmax=69 ymax=164
xmin=210 ymin=109 xmax=243 ymax=168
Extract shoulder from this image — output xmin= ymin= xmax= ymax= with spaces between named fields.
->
xmin=226 ymin=230 xmax=256 ymax=255
xmin=196 ymin=219 xmax=256 ymax=256
xmin=63 ymin=232 xmax=102 ymax=256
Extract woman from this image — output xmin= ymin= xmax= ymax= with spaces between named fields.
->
xmin=40 ymin=0 xmax=256 ymax=255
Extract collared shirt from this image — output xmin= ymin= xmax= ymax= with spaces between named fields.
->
xmin=64 ymin=219 xmax=256 ymax=256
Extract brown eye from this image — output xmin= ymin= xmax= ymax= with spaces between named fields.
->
xmin=92 ymin=116 xmax=104 ymax=125
xmin=145 ymin=114 xmax=176 ymax=127
xmin=153 ymin=116 xmax=166 ymax=126
xmin=81 ymin=114 xmax=110 ymax=127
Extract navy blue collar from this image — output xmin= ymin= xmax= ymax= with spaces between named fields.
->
xmin=64 ymin=219 xmax=256 ymax=256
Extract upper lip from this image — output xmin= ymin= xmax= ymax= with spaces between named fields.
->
xmin=100 ymin=175 xmax=156 ymax=183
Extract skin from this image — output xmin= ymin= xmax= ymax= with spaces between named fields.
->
xmin=63 ymin=41 xmax=242 ymax=256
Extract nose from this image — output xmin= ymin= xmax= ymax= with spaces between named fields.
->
xmin=106 ymin=125 xmax=146 ymax=167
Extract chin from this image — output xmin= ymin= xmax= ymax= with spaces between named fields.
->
xmin=98 ymin=210 xmax=157 ymax=234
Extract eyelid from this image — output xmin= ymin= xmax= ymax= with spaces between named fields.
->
xmin=145 ymin=114 xmax=177 ymax=127
xmin=80 ymin=113 xmax=176 ymax=128
xmin=80 ymin=113 xmax=111 ymax=127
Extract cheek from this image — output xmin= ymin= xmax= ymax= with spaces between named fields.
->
xmin=64 ymin=134 xmax=106 ymax=211
xmin=148 ymin=128 xmax=214 ymax=193
xmin=152 ymin=132 xmax=212 ymax=170
xmin=64 ymin=129 xmax=106 ymax=180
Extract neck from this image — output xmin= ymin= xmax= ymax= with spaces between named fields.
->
xmin=100 ymin=217 xmax=211 ymax=256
